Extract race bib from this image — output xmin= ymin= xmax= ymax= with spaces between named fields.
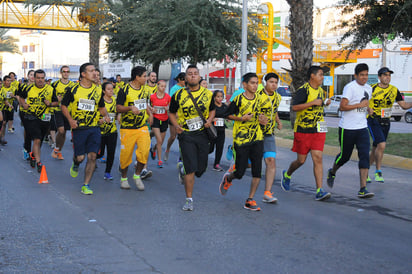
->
xmin=186 ymin=116 xmax=203 ymax=131
xmin=381 ymin=108 xmax=392 ymax=118
xmin=108 ymin=113 xmax=116 ymax=123
xmin=6 ymin=92 xmax=12 ymax=99
xmin=214 ymin=118 xmax=225 ymax=127
xmin=42 ymin=113 xmax=51 ymax=122
xmin=317 ymin=121 xmax=328 ymax=133
xmin=154 ymin=106 xmax=166 ymax=114
xmin=78 ymin=99 xmax=95 ymax=112
xmin=134 ymin=99 xmax=147 ymax=110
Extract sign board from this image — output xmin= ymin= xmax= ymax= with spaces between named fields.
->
xmin=101 ymin=62 xmax=131 ymax=78
xmin=323 ymin=76 xmax=333 ymax=86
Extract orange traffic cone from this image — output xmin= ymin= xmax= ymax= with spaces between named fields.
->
xmin=38 ymin=165 xmax=49 ymax=184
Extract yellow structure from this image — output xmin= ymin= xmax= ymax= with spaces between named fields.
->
xmin=0 ymin=0 xmax=88 ymax=32
xmin=256 ymin=2 xmax=357 ymax=96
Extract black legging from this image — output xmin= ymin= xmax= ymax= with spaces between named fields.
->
xmin=97 ymin=132 xmax=117 ymax=173
xmin=209 ymin=128 xmax=225 ymax=166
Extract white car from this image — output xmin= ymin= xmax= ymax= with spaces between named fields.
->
xmin=324 ymin=95 xmax=343 ymax=117
xmin=391 ymin=102 xmax=406 ymax=122
xmin=277 ymin=86 xmax=291 ymax=119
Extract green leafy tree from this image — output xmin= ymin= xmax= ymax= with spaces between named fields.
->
xmin=338 ymin=0 xmax=412 ymax=50
xmin=0 ymin=29 xmax=20 ymax=54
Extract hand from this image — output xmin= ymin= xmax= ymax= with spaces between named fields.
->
xmin=359 ymin=99 xmax=369 ymax=108
xmin=98 ymin=118 xmax=104 ymax=125
xmin=258 ymin=113 xmax=268 ymax=125
xmin=367 ymin=107 xmax=374 ymax=116
xmin=57 ymin=95 xmax=62 ymax=103
xmin=175 ymin=125 xmax=184 ymax=134
xmin=242 ymin=112 xmax=253 ymax=122
xmin=131 ymin=106 xmax=140 ymax=115
xmin=204 ymin=121 xmax=212 ymax=128
xmin=312 ymin=98 xmax=323 ymax=106
xmin=325 ymin=99 xmax=331 ymax=106
xmin=148 ymin=115 xmax=153 ymax=126
xmin=104 ymin=115 xmax=111 ymax=123
xmin=277 ymin=120 xmax=283 ymax=130
xmin=43 ymin=99 xmax=51 ymax=107
xmin=69 ymin=119 xmax=78 ymax=129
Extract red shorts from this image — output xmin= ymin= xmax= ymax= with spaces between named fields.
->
xmin=292 ymin=132 xmax=326 ymax=155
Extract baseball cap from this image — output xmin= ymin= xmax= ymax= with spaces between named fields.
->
xmin=378 ymin=67 xmax=394 ymax=76
xmin=174 ymin=72 xmax=186 ymax=81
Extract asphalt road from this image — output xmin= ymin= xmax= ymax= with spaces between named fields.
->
xmin=1 ymin=121 xmax=412 ymax=273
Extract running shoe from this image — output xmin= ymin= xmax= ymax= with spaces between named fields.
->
xmin=8 ymin=128 xmax=14 ymax=133
xmin=182 ymin=199 xmax=193 ymax=211
xmin=315 ymin=188 xmax=331 ymax=201
xmin=157 ymin=160 xmax=163 ymax=168
xmin=326 ymin=168 xmax=335 ymax=188
xmin=262 ymin=191 xmax=278 ymax=203
xmin=36 ymin=162 xmax=43 ymax=173
xmin=81 ymin=184 xmax=93 ymax=195
xmin=0 ymin=139 xmax=7 ymax=145
xmin=70 ymin=162 xmax=79 ymax=178
xmin=219 ymin=173 xmax=232 ymax=195
xmin=375 ymin=171 xmax=384 ymax=183
xmin=98 ymin=157 xmax=107 ymax=163
xmin=104 ymin=172 xmax=113 ymax=180
xmin=213 ymin=164 xmax=224 ymax=172
xmin=281 ymin=170 xmax=291 ymax=191
xmin=29 ymin=152 xmax=36 ymax=168
xmin=226 ymin=145 xmax=233 ymax=161
xmin=23 ymin=149 xmax=29 ymax=161
xmin=140 ymin=169 xmax=152 ymax=180
xmin=358 ymin=187 xmax=374 ymax=198
xmin=51 ymin=148 xmax=59 ymax=159
xmin=177 ymin=161 xmax=185 ymax=184
xmin=150 ymin=146 xmax=156 ymax=160
xmin=120 ymin=178 xmax=131 ymax=189
xmin=366 ymin=175 xmax=372 ymax=184
xmin=244 ymin=198 xmax=261 ymax=211
xmin=164 ymin=150 xmax=169 ymax=161
xmin=134 ymin=176 xmax=145 ymax=191
xmin=56 ymin=151 xmax=64 ymax=160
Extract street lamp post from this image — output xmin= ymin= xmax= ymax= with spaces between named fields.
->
xmin=241 ymin=0 xmax=248 ymax=76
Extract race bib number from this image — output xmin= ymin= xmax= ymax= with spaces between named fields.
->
xmin=42 ymin=113 xmax=51 ymax=122
xmin=108 ymin=113 xmax=116 ymax=123
xmin=78 ymin=99 xmax=95 ymax=112
xmin=134 ymin=99 xmax=147 ymax=110
xmin=186 ymin=116 xmax=203 ymax=131
xmin=381 ymin=108 xmax=392 ymax=118
xmin=214 ymin=118 xmax=225 ymax=127
xmin=154 ymin=106 xmax=166 ymax=114
xmin=317 ymin=121 xmax=328 ymax=133
xmin=357 ymin=107 xmax=367 ymax=113
xmin=6 ymin=92 xmax=12 ymax=99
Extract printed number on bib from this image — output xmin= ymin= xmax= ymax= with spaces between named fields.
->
xmin=317 ymin=121 xmax=328 ymax=133
xmin=108 ymin=113 xmax=116 ymax=123
xmin=186 ymin=116 xmax=203 ymax=131
xmin=42 ymin=113 xmax=51 ymax=122
xmin=154 ymin=106 xmax=166 ymax=114
xmin=134 ymin=99 xmax=147 ymax=110
xmin=6 ymin=92 xmax=12 ymax=99
xmin=214 ymin=118 xmax=225 ymax=127
xmin=78 ymin=99 xmax=95 ymax=111
xmin=381 ymin=108 xmax=392 ymax=118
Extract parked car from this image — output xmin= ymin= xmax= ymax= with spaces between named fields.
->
xmin=277 ymin=86 xmax=291 ymax=119
xmin=324 ymin=95 xmax=343 ymax=117
xmin=391 ymin=101 xmax=406 ymax=121
xmin=405 ymin=108 xmax=412 ymax=123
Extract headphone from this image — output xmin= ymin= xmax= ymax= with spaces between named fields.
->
xmin=262 ymin=73 xmax=268 ymax=86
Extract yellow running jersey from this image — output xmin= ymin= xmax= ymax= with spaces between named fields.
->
xmin=51 ymin=79 xmax=75 ymax=112
xmin=293 ymin=83 xmax=326 ymax=133
xmin=17 ymin=83 xmax=34 ymax=114
xmin=20 ymin=84 xmax=57 ymax=120
xmin=369 ymin=84 xmax=403 ymax=118
xmin=258 ymin=88 xmax=281 ymax=135
xmin=145 ymin=84 xmax=158 ymax=95
xmin=227 ymin=93 xmax=264 ymax=146
xmin=99 ymin=96 xmax=117 ymax=135
xmin=61 ymin=83 xmax=104 ymax=128
xmin=0 ymin=86 xmax=17 ymax=112
xmin=169 ymin=87 xmax=214 ymax=132
xmin=116 ymin=83 xmax=151 ymax=129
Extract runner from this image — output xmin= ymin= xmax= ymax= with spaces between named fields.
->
xmin=209 ymin=90 xmax=227 ymax=171
xmin=258 ymin=73 xmax=283 ymax=203
xmin=97 ymin=81 xmax=118 ymax=180
xmin=281 ymin=66 xmax=331 ymax=201
xmin=218 ymin=72 xmax=268 ymax=211
xmin=164 ymin=72 xmax=185 ymax=161
xmin=326 ymin=63 xmax=374 ymax=198
xmin=116 ymin=74 xmax=125 ymax=89
xmin=199 ymin=78 xmax=208 ymax=89
xmin=146 ymin=71 xmax=158 ymax=94
xmin=18 ymin=69 xmax=58 ymax=173
xmin=149 ymin=80 xmax=171 ymax=168
xmin=61 ymin=63 xmax=110 ymax=195
xmin=169 ymin=64 xmax=215 ymax=211
xmin=116 ymin=66 xmax=153 ymax=191
xmin=1 ymin=76 xmax=17 ymax=134
xmin=366 ymin=67 xmax=412 ymax=183
xmin=50 ymin=66 xmax=75 ymax=160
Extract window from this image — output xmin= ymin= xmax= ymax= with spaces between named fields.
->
xmin=22 ymin=62 xmax=27 ymax=69
xmin=29 ymin=44 xmax=35 ymax=52
xmin=29 ymin=61 xmax=35 ymax=69
xmin=22 ymin=46 xmax=28 ymax=53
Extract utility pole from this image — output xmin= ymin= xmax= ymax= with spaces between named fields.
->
xmin=241 ymin=0 xmax=248 ymax=76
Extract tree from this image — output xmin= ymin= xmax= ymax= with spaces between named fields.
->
xmin=338 ymin=0 xmax=412 ymax=50
xmin=105 ymin=0 xmax=260 ymax=74
xmin=0 ymin=29 xmax=20 ymax=54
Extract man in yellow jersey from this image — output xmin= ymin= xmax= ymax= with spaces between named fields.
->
xmin=116 ymin=66 xmax=153 ymax=191
xmin=366 ymin=67 xmax=412 ymax=183
xmin=258 ymin=72 xmax=283 ymax=204
xmin=116 ymin=74 xmax=125 ymax=89
xmin=50 ymin=66 xmax=75 ymax=160
xmin=1 ymin=76 xmax=17 ymax=138
xmin=19 ymin=69 xmax=59 ymax=173
xmin=9 ymin=72 xmax=19 ymax=91
xmin=61 ymin=63 xmax=110 ymax=195
xmin=218 ymin=72 xmax=268 ymax=211
xmin=146 ymin=71 xmax=158 ymax=94
xmin=281 ymin=66 xmax=331 ymax=201
xmin=169 ymin=64 xmax=215 ymax=211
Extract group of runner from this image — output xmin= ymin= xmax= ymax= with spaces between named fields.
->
xmin=0 ymin=62 xmax=409 ymax=211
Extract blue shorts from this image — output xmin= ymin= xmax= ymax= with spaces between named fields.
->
xmin=263 ymin=135 xmax=277 ymax=159
xmin=367 ymin=117 xmax=390 ymax=147
xmin=72 ymin=127 xmax=101 ymax=156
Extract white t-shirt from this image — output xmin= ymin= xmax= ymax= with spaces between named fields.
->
xmin=338 ymin=80 xmax=372 ymax=130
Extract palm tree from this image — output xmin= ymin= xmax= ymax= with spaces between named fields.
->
xmin=0 ymin=29 xmax=20 ymax=54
